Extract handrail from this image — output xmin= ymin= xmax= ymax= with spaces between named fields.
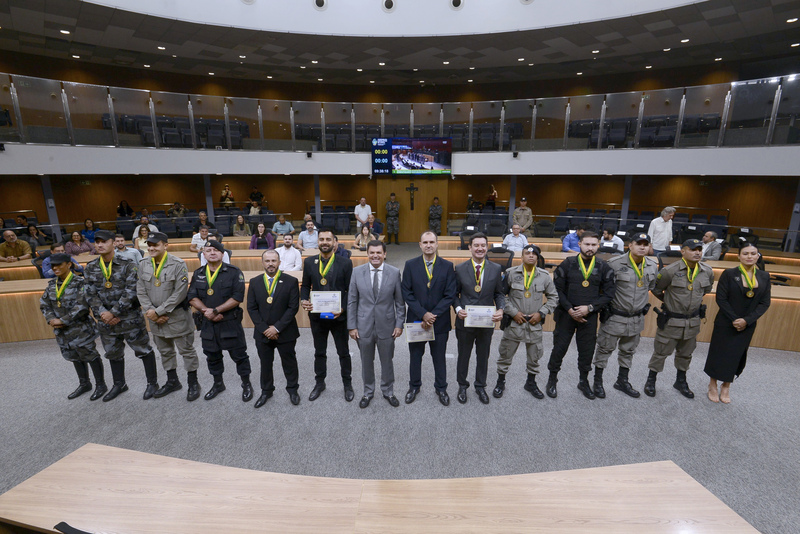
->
xmin=565 ymin=202 xmax=731 ymax=219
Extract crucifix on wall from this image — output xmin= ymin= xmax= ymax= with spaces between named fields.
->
xmin=405 ymin=182 xmax=419 ymax=210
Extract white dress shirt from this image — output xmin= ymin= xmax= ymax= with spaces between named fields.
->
xmin=370 ymin=264 xmax=384 ymax=293
xmin=354 ymin=204 xmax=372 ymax=228
xmin=502 ymin=233 xmax=529 ymax=252
xmin=647 ymin=217 xmax=673 ymax=251
xmin=600 ymin=235 xmax=625 ymax=252
xmin=277 ymin=245 xmax=303 ymax=271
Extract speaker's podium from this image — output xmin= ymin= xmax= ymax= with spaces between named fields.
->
xmin=0 ymin=444 xmax=757 ymax=533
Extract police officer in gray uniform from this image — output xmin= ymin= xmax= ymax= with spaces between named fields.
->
xmin=644 ymin=238 xmax=714 ymax=399
xmin=592 ymin=233 xmax=658 ymax=398
xmin=428 ymin=197 xmax=443 ymax=236
xmin=385 ymin=193 xmax=400 ymax=245
xmin=136 ymin=232 xmax=201 ymax=401
xmin=493 ymin=245 xmax=558 ymax=399
xmin=40 ymin=253 xmax=107 ymax=401
xmin=85 ymin=230 xmax=159 ymax=402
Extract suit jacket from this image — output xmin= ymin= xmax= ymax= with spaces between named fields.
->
xmin=347 ymin=263 xmax=405 ymax=339
xmin=453 ymin=259 xmax=506 ymax=330
xmin=401 ymin=255 xmax=457 ymax=334
xmin=247 ymin=272 xmax=300 ymax=343
xmin=702 ymin=241 xmax=723 ymax=261
xmin=301 ymin=253 xmax=353 ymax=322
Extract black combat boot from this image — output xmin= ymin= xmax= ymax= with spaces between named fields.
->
xmin=103 ymin=359 xmax=128 ymax=402
xmin=673 ymin=370 xmax=694 ymax=399
xmin=88 ymin=358 xmax=107 ymax=401
xmin=546 ymin=372 xmax=558 ymax=398
xmin=68 ymin=361 xmax=92 ymax=399
xmin=523 ymin=373 xmax=544 ymax=399
xmin=186 ymin=370 xmax=200 ymax=401
xmin=492 ymin=373 xmax=506 ymax=398
xmin=577 ymin=371 xmax=596 ymax=400
xmin=643 ymin=370 xmax=658 ymax=397
xmin=613 ymin=367 xmax=640 ymax=398
xmin=141 ymin=351 xmax=159 ymax=400
xmin=593 ymin=367 xmax=606 ymax=399
xmin=154 ymin=368 xmax=183 ymax=398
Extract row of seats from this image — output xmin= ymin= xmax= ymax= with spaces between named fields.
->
xmin=0 ymin=108 xmax=12 ymax=126
xmin=568 ymin=113 xmax=722 ymax=139
xmin=101 ymin=114 xmax=249 ymax=149
xmin=116 ymin=212 xmax=280 ymax=238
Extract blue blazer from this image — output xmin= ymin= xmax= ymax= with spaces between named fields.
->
xmin=401 ymin=255 xmax=457 ymax=334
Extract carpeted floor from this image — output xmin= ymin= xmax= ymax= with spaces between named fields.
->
xmin=1 ymin=243 xmax=798 ymax=533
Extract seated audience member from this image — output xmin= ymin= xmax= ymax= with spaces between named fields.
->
xmin=502 ymin=224 xmax=529 ymax=252
xmin=167 ymin=202 xmax=188 ymax=218
xmin=42 ymin=242 xmax=84 ymax=278
xmin=365 ymin=214 xmax=383 ymax=236
xmin=192 ymin=211 xmax=216 ymax=234
xmin=15 ymin=215 xmax=29 ymax=228
xmin=276 ymin=234 xmax=303 ymax=271
xmin=249 ymin=223 xmax=275 ymax=250
xmin=0 ymin=216 xmax=5 ymax=230
xmin=232 ymin=215 xmax=252 ymax=237
xmin=272 ymin=215 xmax=294 ymax=236
xmin=297 ymin=220 xmax=319 ymax=250
xmin=333 ymin=234 xmax=351 ymax=258
xmin=303 ymin=213 xmax=315 ymax=226
xmin=0 ymin=229 xmax=33 ymax=262
xmin=190 ymin=225 xmax=211 ymax=253
xmin=701 ymin=231 xmax=723 ymax=261
xmin=25 ymin=224 xmax=51 ymax=248
xmin=113 ymin=234 xmax=141 ymax=262
xmin=199 ymin=234 xmax=231 ymax=266
xmin=117 ymin=200 xmax=134 ymax=218
xmin=561 ymin=224 xmax=589 ymax=252
xmin=64 ymin=231 xmax=95 ymax=256
xmin=249 ymin=200 xmax=262 ymax=216
xmin=81 ymin=219 xmax=98 ymax=242
xmin=133 ymin=225 xmax=151 ymax=258
xmin=353 ymin=225 xmax=376 ymax=250
xmin=599 ymin=227 xmax=625 ymax=253
xmin=131 ymin=216 xmax=158 ymax=240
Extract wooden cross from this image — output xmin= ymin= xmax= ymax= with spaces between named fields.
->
xmin=405 ymin=182 xmax=419 ymax=210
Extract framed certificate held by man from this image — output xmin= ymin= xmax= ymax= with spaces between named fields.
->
xmin=464 ymin=305 xmax=496 ymax=328
xmin=405 ymin=322 xmax=435 ymax=343
xmin=310 ymin=291 xmax=341 ymax=314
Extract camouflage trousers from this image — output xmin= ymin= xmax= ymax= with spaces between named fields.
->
xmin=386 ymin=217 xmax=399 ymax=234
xmin=98 ymin=318 xmax=153 ymax=361
xmin=57 ymin=339 xmax=102 ymax=363
xmin=429 ymin=219 xmax=441 ymax=235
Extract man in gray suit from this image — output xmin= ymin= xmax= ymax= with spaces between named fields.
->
xmin=701 ymin=231 xmax=723 ymax=261
xmin=348 ymin=240 xmax=405 ymax=408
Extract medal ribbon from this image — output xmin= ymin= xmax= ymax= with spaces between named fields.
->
xmin=682 ymin=259 xmax=699 ymax=284
xmin=55 ymin=271 xmax=74 ymax=303
xmin=424 ymin=256 xmax=436 ymax=282
xmin=471 ymin=259 xmax=482 ymax=287
xmin=319 ymin=254 xmax=335 ymax=279
xmin=738 ymin=264 xmax=757 ymax=292
xmin=151 ymin=253 xmax=168 ymax=281
xmin=523 ymin=265 xmax=536 ymax=291
xmin=205 ymin=264 xmax=221 ymax=290
xmin=628 ymin=253 xmax=644 ymax=281
xmin=263 ymin=271 xmax=281 ymax=298
xmin=578 ymin=255 xmax=596 ymax=283
xmin=99 ymin=256 xmax=113 ymax=282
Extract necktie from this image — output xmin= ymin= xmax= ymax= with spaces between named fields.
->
xmin=475 ymin=264 xmax=481 ymax=287
xmin=372 ymin=269 xmax=380 ymax=298
xmin=426 ymin=261 xmax=433 ymax=270
xmin=268 ymin=278 xmax=273 ymax=286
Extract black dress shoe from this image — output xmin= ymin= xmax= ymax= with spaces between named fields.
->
xmin=254 ymin=392 xmax=272 ymax=408
xmin=673 ymin=380 xmax=695 ymax=399
xmin=546 ymin=379 xmax=558 ymax=399
xmin=186 ymin=382 xmax=201 ymax=402
xmin=384 ymin=395 xmax=400 ymax=407
xmin=457 ymin=386 xmax=468 ymax=404
xmin=644 ymin=380 xmax=657 ymax=397
xmin=242 ymin=382 xmax=254 ymax=402
xmin=359 ymin=396 xmax=372 ymax=409
xmin=523 ymin=382 xmax=545 ymax=399
xmin=204 ymin=382 xmax=226 ymax=400
xmin=437 ymin=390 xmax=450 ymax=406
xmin=308 ymin=383 xmax=326 ymax=401
xmin=405 ymin=388 xmax=419 ymax=404
xmin=577 ymin=380 xmax=596 ymax=400
xmin=344 ymin=385 xmax=355 ymax=402
xmin=154 ymin=380 xmax=182 ymax=399
xmin=90 ymin=383 xmax=108 ymax=401
xmin=289 ymin=392 xmax=301 ymax=405
xmin=102 ymin=382 xmax=128 ymax=402
xmin=475 ymin=387 xmax=490 ymax=405
xmin=492 ymin=384 xmax=505 ymax=398
xmin=68 ymin=382 xmax=92 ymax=400
xmin=613 ymin=379 xmax=640 ymax=398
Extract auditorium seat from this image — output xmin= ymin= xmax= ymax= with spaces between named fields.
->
xmin=681 ymin=115 xmax=701 ymax=133
xmin=534 ymin=220 xmax=555 ymax=238
xmin=161 ymin=127 xmax=182 ymax=148
xmin=700 ymin=113 xmax=721 ymax=132
xmin=229 ymin=131 xmax=243 ymax=149
xmin=207 ymin=130 xmax=225 ymax=149
xmin=140 ymin=127 xmax=156 ymax=147
xmin=653 ymin=126 xmax=677 ymax=147
xmin=486 ymin=219 xmax=506 ymax=237
xmin=638 ymin=126 xmax=657 ymax=146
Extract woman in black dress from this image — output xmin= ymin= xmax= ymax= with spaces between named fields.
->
xmin=704 ymin=243 xmax=771 ymax=403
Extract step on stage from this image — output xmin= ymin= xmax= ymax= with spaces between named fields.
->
xmin=0 ymin=444 xmax=757 ymax=533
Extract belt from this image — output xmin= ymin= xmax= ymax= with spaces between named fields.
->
xmin=609 ymin=307 xmax=646 ymax=318
xmin=664 ymin=308 xmax=700 ymax=319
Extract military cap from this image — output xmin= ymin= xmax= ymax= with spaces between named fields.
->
xmin=146 ymin=231 xmax=169 ymax=244
xmin=631 ymin=232 xmax=651 ymax=243
xmin=522 ymin=244 xmax=541 ymax=255
xmin=49 ymin=253 xmax=72 ymax=265
xmin=94 ymin=229 xmax=115 ymax=241
xmin=682 ymin=238 xmax=703 ymax=249
xmin=205 ymin=240 xmax=225 ymax=252
xmin=520 ymin=197 xmax=527 ymax=201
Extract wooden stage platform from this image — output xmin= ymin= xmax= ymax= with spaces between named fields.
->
xmin=0 ymin=443 xmax=758 ymax=534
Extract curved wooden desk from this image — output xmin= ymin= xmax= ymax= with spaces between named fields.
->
xmin=0 ymin=443 xmax=757 ymax=534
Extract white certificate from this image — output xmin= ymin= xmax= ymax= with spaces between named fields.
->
xmin=464 ymin=305 xmax=496 ymax=328
xmin=310 ymin=291 xmax=341 ymax=313
xmin=405 ymin=322 xmax=435 ymax=343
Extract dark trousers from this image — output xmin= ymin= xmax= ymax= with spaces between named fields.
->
xmin=310 ymin=319 xmax=352 ymax=386
xmin=409 ymin=332 xmax=449 ymax=392
xmin=547 ymin=308 xmax=598 ymax=375
xmin=204 ymin=347 xmax=251 ymax=380
xmin=456 ymin=327 xmax=493 ymax=389
xmin=255 ymin=338 xmax=299 ymax=393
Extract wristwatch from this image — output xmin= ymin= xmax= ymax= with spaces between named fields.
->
xmin=587 ymin=304 xmax=594 ymax=313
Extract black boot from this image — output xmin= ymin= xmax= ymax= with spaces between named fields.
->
xmin=186 ymin=370 xmax=200 ymax=401
xmin=673 ymin=370 xmax=694 ymax=399
xmin=88 ymin=358 xmax=107 ymax=401
xmin=643 ymin=370 xmax=657 ymax=397
xmin=577 ymin=371 xmax=596 ymax=400
xmin=492 ymin=374 xmax=506 ymax=398
xmin=546 ymin=372 xmax=558 ymax=398
xmin=613 ymin=367 xmax=640 ymax=398
xmin=395 ymin=234 xmax=399 ymax=245
xmin=242 ymin=377 xmax=254 ymax=402
xmin=103 ymin=359 xmax=128 ymax=402
xmin=204 ymin=376 xmax=226 ymax=400
xmin=523 ymin=373 xmax=544 ymax=399
xmin=68 ymin=361 xmax=92 ymax=399
xmin=141 ymin=351 xmax=159 ymax=400
xmin=593 ymin=367 xmax=606 ymax=399
xmin=154 ymin=369 xmax=183 ymax=398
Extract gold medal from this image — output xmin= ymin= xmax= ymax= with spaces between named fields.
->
xmin=582 ymin=280 xmax=590 ymax=287
xmin=154 ymin=280 xmax=161 ymax=287
xmin=99 ymin=257 xmax=114 ymax=289
xmin=267 ymin=296 xmax=274 ymax=304
xmin=637 ymin=280 xmax=644 ymax=287
xmin=424 ymin=257 xmax=436 ymax=290
xmin=524 ymin=291 xmax=531 ymax=298
xmin=746 ymin=290 xmax=754 ymax=298
xmin=207 ymin=288 xmax=214 ymax=295
xmin=55 ymin=272 xmax=73 ymax=308
xmin=57 ymin=301 xmax=62 ymax=308
xmin=263 ymin=271 xmax=280 ymax=305
xmin=151 ymin=254 xmax=167 ymax=289
xmin=319 ymin=254 xmax=334 ymax=286
xmin=474 ymin=285 xmax=482 ymax=293
xmin=687 ymin=284 xmax=693 ymax=291
xmin=427 ymin=281 xmax=431 ymax=288
xmin=104 ymin=281 xmax=113 ymax=289
xmin=683 ymin=259 xmax=699 ymax=294
xmin=738 ymin=264 xmax=757 ymax=299
xmin=578 ymin=255 xmax=595 ymax=289
xmin=320 ymin=278 xmax=328 ymax=286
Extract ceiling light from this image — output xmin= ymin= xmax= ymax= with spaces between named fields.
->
xmin=469 ymin=67 xmax=475 ymax=70
xmin=267 ymin=75 xmax=273 ymax=79
xmin=787 ymin=18 xmax=798 ymax=23
xmin=576 ymin=72 xmax=583 ymax=76
xmin=592 ymin=50 xmax=600 ymax=54
xmin=663 ymin=48 xmax=671 ymax=52
xmin=443 ymin=61 xmax=450 ymax=65
xmin=158 ymin=46 xmax=166 ymax=50
xmin=60 ymin=29 xmax=70 ymax=35
xmin=645 ymin=65 xmax=652 ymax=69
xmin=72 ymin=55 xmax=80 ymax=59
xmin=357 ymin=68 xmax=363 ymax=72
xmin=413 ymin=68 xmax=419 ymax=71
xmin=240 ymin=55 xmax=246 ymax=59
xmin=318 ymin=78 xmax=323 ymax=81
xmin=467 ymin=79 xmax=473 ymax=83
xmin=517 ymin=58 xmax=525 ymax=61
xmin=208 ymin=72 xmax=214 ymax=75
xmin=379 ymin=62 xmax=386 ymax=66
xmin=311 ymin=60 xmax=318 ymax=64
xmin=369 ymin=80 xmax=375 ymax=84
xmin=143 ymin=64 xmax=150 ymax=68
xmin=681 ymin=38 xmax=690 ymax=43
xmin=172 ymin=54 xmax=177 ymax=58
xmin=420 ymin=80 xmax=425 ymax=83
xmin=300 ymin=66 xmax=306 ymax=69
xmin=714 ymin=57 xmax=722 ymax=61
xmin=793 ymin=43 xmax=800 ymax=47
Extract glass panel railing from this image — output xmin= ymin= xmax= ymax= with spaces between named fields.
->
xmin=679 ymin=82 xmax=729 ymax=147
xmin=774 ymin=75 xmax=800 ymax=146
xmin=442 ymin=102 xmax=471 ymax=152
xmin=1 ymin=73 xmax=23 ymax=142
xmin=62 ymin=81 xmax=114 ymax=146
xmin=533 ymin=96 xmax=568 ymax=151
xmin=260 ymin=99 xmax=292 ymax=150
xmin=353 ymin=102 xmax=382 ymax=152
xmin=503 ymin=99 xmax=535 ymax=152
xmin=472 ymin=101 xmax=502 ymax=151
xmin=109 ymin=86 xmax=153 ymax=147
xmin=292 ymin=101 xmax=322 ymax=151
xmin=411 ymin=103 xmax=440 ymax=137
xmin=383 ymin=103 xmax=411 ymax=139
xmin=724 ymin=78 xmax=779 ymax=146
xmin=151 ymin=90 xmax=191 ymax=149
xmin=567 ymin=94 xmax=605 ymax=150
xmin=191 ymin=94 xmax=226 ymax=149
xmin=640 ymin=87 xmax=684 ymax=148
xmin=12 ymin=75 xmax=69 ymax=145
xmin=602 ymin=91 xmax=641 ymax=149
xmin=322 ymin=102 xmax=352 ymax=152
xmin=226 ymin=97 xmax=260 ymax=151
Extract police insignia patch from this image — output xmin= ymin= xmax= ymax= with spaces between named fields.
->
xmin=657 ymin=273 xmax=662 ymax=279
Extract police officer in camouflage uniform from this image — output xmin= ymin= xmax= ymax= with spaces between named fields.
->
xmin=385 ymin=193 xmax=400 ymax=245
xmin=136 ymin=232 xmax=201 ymax=402
xmin=40 ymin=253 xmax=107 ymax=401
xmin=644 ymin=238 xmax=714 ymax=399
xmin=513 ymin=197 xmax=534 ymax=237
xmin=592 ymin=233 xmax=658 ymax=399
xmin=428 ymin=197 xmax=443 ymax=236
xmin=84 ymin=229 xmax=159 ymax=402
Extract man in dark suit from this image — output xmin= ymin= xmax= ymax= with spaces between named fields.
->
xmin=453 ymin=232 xmax=505 ymax=404
xmin=401 ymin=231 xmax=457 ymax=406
xmin=247 ymin=249 xmax=301 ymax=408
xmin=301 ymin=228 xmax=355 ymax=402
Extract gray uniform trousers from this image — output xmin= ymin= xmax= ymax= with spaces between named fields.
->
xmin=153 ymin=333 xmax=199 ymax=372
xmin=593 ymin=315 xmax=644 ymax=370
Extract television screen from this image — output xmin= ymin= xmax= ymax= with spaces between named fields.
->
xmin=371 ymin=137 xmax=452 ymax=176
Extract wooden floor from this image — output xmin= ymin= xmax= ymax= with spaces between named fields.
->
xmin=0 ymin=444 xmax=757 ymax=534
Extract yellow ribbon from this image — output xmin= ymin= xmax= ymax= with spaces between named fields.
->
xmin=319 ymin=254 xmax=335 ymax=279
xmin=263 ymin=271 xmax=281 ymax=297
xmin=99 ymin=256 xmax=113 ymax=282
xmin=55 ymin=271 xmax=74 ymax=303
xmin=424 ymin=256 xmax=436 ymax=282
xmin=682 ymin=258 xmax=699 ymax=284
xmin=523 ymin=265 xmax=536 ymax=291
xmin=628 ymin=253 xmax=644 ymax=281
xmin=205 ymin=264 xmax=221 ymax=290
xmin=151 ymin=253 xmax=168 ymax=281
xmin=738 ymin=264 xmax=757 ymax=292
xmin=578 ymin=255 xmax=596 ymax=283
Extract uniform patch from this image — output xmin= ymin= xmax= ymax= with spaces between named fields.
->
xmin=657 ymin=273 xmax=662 ymax=279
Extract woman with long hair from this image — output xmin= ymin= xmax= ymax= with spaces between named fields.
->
xmin=117 ymin=200 xmax=134 ymax=218
xmin=26 ymin=224 xmax=51 ymax=247
xmin=353 ymin=224 xmax=376 ymax=250
xmin=64 ymin=231 xmax=96 ymax=256
xmin=81 ymin=219 xmax=98 ymax=242
xmin=133 ymin=225 xmax=151 ymax=257
xmin=249 ymin=222 xmax=275 ymax=250
xmin=232 ymin=215 xmax=252 ymax=237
